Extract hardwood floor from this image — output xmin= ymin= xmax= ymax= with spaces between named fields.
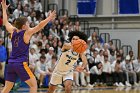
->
xmin=0 ymin=86 xmax=139 ymax=93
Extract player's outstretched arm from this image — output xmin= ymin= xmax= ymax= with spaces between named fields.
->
xmin=75 ymin=53 xmax=88 ymax=72
xmin=80 ymin=53 xmax=88 ymax=69
xmin=61 ymin=43 xmax=71 ymax=51
xmin=1 ymin=0 xmax=15 ymax=34
xmin=27 ymin=10 xmax=56 ymax=36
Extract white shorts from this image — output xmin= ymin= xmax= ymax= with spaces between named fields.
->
xmin=50 ymin=71 xmax=73 ymax=85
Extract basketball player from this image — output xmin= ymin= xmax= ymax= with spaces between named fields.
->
xmin=47 ymin=31 xmax=88 ymax=93
xmin=1 ymin=0 xmax=56 ymax=93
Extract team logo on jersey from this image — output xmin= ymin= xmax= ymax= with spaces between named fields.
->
xmin=72 ymin=51 xmax=78 ymax=56
xmin=66 ymin=55 xmax=77 ymax=60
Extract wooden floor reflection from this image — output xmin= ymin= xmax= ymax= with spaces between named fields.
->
xmin=0 ymin=86 xmax=140 ymax=93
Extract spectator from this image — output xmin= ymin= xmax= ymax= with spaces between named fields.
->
xmin=44 ymin=43 xmax=50 ymax=53
xmin=57 ymin=40 xmax=62 ymax=58
xmin=49 ymin=24 xmax=60 ymax=39
xmin=128 ymin=50 xmax=135 ymax=60
xmin=102 ymin=55 xmax=112 ymax=84
xmin=95 ymin=42 xmax=103 ymax=52
xmin=30 ymin=33 xmax=38 ymax=45
xmin=27 ymin=11 xmax=37 ymax=24
xmin=22 ymin=5 xmax=29 ymax=17
xmin=38 ymin=49 xmax=47 ymax=61
xmin=29 ymin=0 xmax=35 ymax=10
xmin=52 ymin=41 xmax=58 ymax=54
xmin=113 ymin=60 xmax=125 ymax=87
xmin=36 ymin=41 xmax=43 ymax=54
xmin=74 ymin=21 xmax=81 ymax=31
xmin=108 ymin=40 xmax=115 ymax=51
xmin=35 ymin=56 xmax=50 ymax=87
xmin=133 ymin=57 xmax=140 ymax=84
xmin=23 ymin=0 xmax=28 ymax=7
xmin=0 ymin=38 xmax=7 ymax=62
xmin=61 ymin=25 xmax=69 ymax=40
xmin=121 ymin=56 xmax=138 ymax=86
xmin=103 ymin=43 xmax=110 ymax=57
xmin=88 ymin=49 xmax=99 ymax=70
xmin=12 ymin=4 xmax=22 ymax=19
xmin=88 ymin=31 xmax=104 ymax=46
xmin=119 ymin=49 xmax=125 ymax=61
xmin=0 ymin=38 xmax=6 ymax=86
xmin=34 ymin=0 xmax=42 ymax=12
xmin=111 ymin=54 xmax=122 ymax=73
xmin=40 ymin=35 xmax=48 ymax=48
xmin=110 ymin=50 xmax=116 ymax=64
xmin=47 ymin=34 xmax=53 ymax=46
xmin=46 ymin=55 xmax=57 ymax=74
xmin=46 ymin=47 xmax=54 ymax=62
xmin=29 ymin=48 xmax=39 ymax=72
xmin=68 ymin=21 xmax=74 ymax=32
xmin=57 ymin=25 xmax=64 ymax=43
xmin=97 ymin=50 xmax=104 ymax=63
xmin=74 ymin=60 xmax=90 ymax=87
xmin=90 ymin=62 xmax=103 ymax=86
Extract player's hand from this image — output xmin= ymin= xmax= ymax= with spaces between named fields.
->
xmin=62 ymin=43 xmax=72 ymax=50
xmin=48 ymin=10 xmax=56 ymax=21
xmin=1 ymin=0 xmax=10 ymax=10
xmin=75 ymin=66 xmax=84 ymax=72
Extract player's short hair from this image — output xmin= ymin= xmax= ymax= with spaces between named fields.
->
xmin=68 ymin=31 xmax=87 ymax=43
xmin=14 ymin=17 xmax=28 ymax=29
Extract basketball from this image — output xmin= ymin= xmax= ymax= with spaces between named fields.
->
xmin=72 ymin=39 xmax=87 ymax=53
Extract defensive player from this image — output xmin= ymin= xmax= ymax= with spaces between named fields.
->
xmin=1 ymin=0 xmax=56 ymax=93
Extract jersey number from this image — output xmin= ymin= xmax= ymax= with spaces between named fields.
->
xmin=65 ymin=59 xmax=71 ymax=65
xmin=14 ymin=37 xmax=19 ymax=47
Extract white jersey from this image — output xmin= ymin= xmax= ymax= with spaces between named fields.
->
xmin=53 ymin=50 xmax=79 ymax=74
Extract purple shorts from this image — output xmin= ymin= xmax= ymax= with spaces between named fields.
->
xmin=5 ymin=62 xmax=34 ymax=82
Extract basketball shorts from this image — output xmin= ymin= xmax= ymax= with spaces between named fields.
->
xmin=5 ymin=62 xmax=34 ymax=82
xmin=50 ymin=71 xmax=73 ymax=85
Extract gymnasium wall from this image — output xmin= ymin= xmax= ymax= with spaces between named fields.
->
xmin=40 ymin=0 xmax=140 ymax=57
xmin=41 ymin=0 xmax=77 ymax=15
xmin=99 ymin=29 xmax=140 ymax=58
xmin=96 ymin=0 xmax=112 ymax=15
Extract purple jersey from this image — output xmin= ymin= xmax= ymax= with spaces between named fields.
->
xmin=8 ymin=30 xmax=29 ymax=62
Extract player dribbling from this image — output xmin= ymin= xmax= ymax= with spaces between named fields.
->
xmin=47 ymin=31 xmax=88 ymax=93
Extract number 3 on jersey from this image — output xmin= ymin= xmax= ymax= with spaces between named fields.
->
xmin=65 ymin=59 xmax=71 ymax=65
xmin=14 ymin=36 xmax=19 ymax=47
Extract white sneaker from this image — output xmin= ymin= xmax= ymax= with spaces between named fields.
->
xmin=57 ymin=85 xmax=63 ymax=88
xmin=134 ymin=82 xmax=139 ymax=86
xmin=137 ymin=81 xmax=140 ymax=86
xmin=138 ymin=81 xmax=140 ymax=86
xmin=119 ymin=82 xmax=125 ymax=87
xmin=76 ymin=84 xmax=80 ymax=87
xmin=125 ymin=81 xmax=132 ymax=87
xmin=114 ymin=82 xmax=119 ymax=86
xmin=87 ymin=84 xmax=93 ymax=88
